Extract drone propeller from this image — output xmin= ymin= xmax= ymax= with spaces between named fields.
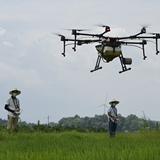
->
xmin=96 ymin=24 xmax=108 ymax=28
xmin=64 ymin=28 xmax=90 ymax=32
xmin=54 ymin=33 xmax=63 ymax=36
xmin=141 ymin=24 xmax=149 ymax=28
xmin=140 ymin=23 xmax=150 ymax=28
xmin=95 ymin=24 xmax=111 ymax=33
xmin=148 ymin=32 xmax=160 ymax=36
xmin=95 ymin=23 xmax=110 ymax=27
xmin=54 ymin=33 xmax=65 ymax=39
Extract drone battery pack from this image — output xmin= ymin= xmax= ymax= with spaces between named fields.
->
xmin=122 ymin=58 xmax=132 ymax=65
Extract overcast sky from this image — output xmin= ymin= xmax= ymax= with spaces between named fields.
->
xmin=0 ymin=0 xmax=160 ymax=124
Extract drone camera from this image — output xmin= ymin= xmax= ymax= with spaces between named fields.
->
xmin=123 ymin=58 xmax=132 ymax=65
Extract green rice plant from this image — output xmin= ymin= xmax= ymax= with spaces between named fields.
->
xmin=0 ymin=130 xmax=160 ymax=160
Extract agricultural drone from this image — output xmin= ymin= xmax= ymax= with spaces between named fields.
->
xmin=57 ymin=26 xmax=160 ymax=73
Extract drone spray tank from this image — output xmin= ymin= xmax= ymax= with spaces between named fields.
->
xmin=95 ymin=38 xmax=132 ymax=73
xmin=95 ymin=44 xmax=132 ymax=64
xmin=95 ymin=45 xmax=121 ymax=62
xmin=95 ymin=38 xmax=123 ymax=62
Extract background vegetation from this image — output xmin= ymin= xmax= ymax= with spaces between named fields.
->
xmin=0 ymin=128 xmax=160 ymax=160
xmin=0 ymin=114 xmax=159 ymax=132
xmin=0 ymin=114 xmax=160 ymax=160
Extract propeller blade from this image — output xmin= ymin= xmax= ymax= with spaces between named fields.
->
xmin=148 ymin=32 xmax=160 ymax=35
xmin=53 ymin=33 xmax=64 ymax=37
xmin=64 ymin=28 xmax=90 ymax=32
xmin=95 ymin=24 xmax=109 ymax=27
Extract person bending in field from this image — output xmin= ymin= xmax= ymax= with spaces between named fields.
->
xmin=107 ymin=99 xmax=119 ymax=137
xmin=4 ymin=88 xmax=21 ymax=133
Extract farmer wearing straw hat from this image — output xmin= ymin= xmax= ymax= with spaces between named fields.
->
xmin=4 ymin=88 xmax=21 ymax=133
xmin=107 ymin=99 xmax=119 ymax=137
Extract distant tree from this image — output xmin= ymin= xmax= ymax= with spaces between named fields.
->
xmin=1 ymin=114 xmax=159 ymax=132
xmin=0 ymin=118 xmax=7 ymax=126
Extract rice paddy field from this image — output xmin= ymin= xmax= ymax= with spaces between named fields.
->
xmin=0 ymin=130 xmax=160 ymax=160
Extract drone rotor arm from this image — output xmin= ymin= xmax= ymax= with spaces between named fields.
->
xmin=118 ymin=27 xmax=147 ymax=40
xmin=75 ymin=31 xmax=108 ymax=39
xmin=76 ymin=39 xmax=100 ymax=45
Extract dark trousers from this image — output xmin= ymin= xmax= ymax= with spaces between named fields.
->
xmin=109 ymin=119 xmax=117 ymax=137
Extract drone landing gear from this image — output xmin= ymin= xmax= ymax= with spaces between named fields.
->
xmin=90 ymin=55 xmax=102 ymax=72
xmin=119 ymin=53 xmax=131 ymax=74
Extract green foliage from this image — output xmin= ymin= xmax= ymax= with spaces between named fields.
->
xmin=58 ymin=114 xmax=159 ymax=132
xmin=0 ymin=114 xmax=159 ymax=133
xmin=0 ymin=130 xmax=160 ymax=160
xmin=155 ymin=122 xmax=159 ymax=131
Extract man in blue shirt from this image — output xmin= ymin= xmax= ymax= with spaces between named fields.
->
xmin=107 ymin=99 xmax=119 ymax=137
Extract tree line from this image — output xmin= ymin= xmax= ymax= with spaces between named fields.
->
xmin=58 ymin=114 xmax=159 ymax=132
xmin=0 ymin=114 xmax=159 ymax=132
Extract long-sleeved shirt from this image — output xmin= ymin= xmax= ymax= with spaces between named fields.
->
xmin=4 ymin=96 xmax=20 ymax=117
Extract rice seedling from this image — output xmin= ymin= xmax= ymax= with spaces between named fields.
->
xmin=0 ymin=130 xmax=160 ymax=160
